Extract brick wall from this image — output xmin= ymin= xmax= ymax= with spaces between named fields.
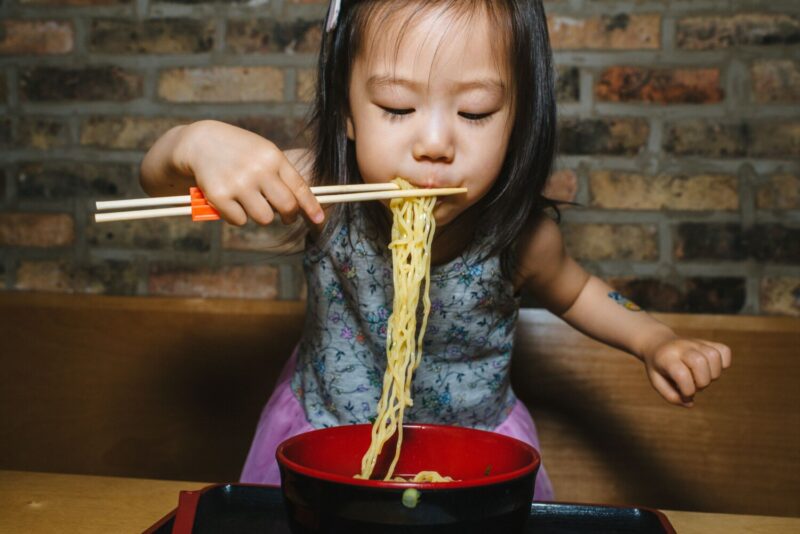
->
xmin=0 ymin=0 xmax=798 ymax=315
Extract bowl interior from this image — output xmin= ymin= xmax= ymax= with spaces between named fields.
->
xmin=277 ymin=423 xmax=539 ymax=488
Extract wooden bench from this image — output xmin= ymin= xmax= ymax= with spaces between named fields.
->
xmin=0 ymin=292 xmax=797 ymax=517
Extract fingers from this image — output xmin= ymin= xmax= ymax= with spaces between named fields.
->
xmin=209 ymin=195 xmax=248 ymax=226
xmin=194 ymin=137 xmax=323 ymax=227
xmin=279 ymin=158 xmax=324 ymax=224
xmin=238 ymin=191 xmax=276 ymax=226
xmin=648 ymin=337 xmax=732 ymax=408
xmin=260 ymin=178 xmax=299 ymax=224
xmin=695 ymin=342 xmax=723 ymax=380
xmin=705 ymin=340 xmax=732 ymax=369
xmin=664 ymin=360 xmax=697 ymax=402
xmin=684 ymin=349 xmax=712 ymax=389
xmin=648 ymin=369 xmax=692 ymax=408
xmin=254 ymin=157 xmax=324 ymax=225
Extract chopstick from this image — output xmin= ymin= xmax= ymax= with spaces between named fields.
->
xmin=94 ymin=184 xmax=467 ymax=223
xmin=94 ymin=182 xmax=402 ymax=212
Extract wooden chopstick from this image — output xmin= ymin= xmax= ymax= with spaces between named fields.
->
xmin=314 ymin=187 xmax=466 ymax=204
xmin=95 ymin=206 xmax=192 ymax=222
xmin=95 ymin=182 xmax=402 ymax=212
xmin=94 ymin=185 xmax=467 ymax=223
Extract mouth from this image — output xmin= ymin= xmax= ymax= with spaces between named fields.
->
xmin=407 ymin=179 xmax=458 ymax=191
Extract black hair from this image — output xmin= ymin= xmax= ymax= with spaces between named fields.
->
xmin=306 ymin=0 xmax=557 ymax=275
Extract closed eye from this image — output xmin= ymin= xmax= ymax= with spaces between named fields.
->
xmin=459 ymin=112 xmax=494 ymax=124
xmin=380 ymin=106 xmax=414 ymax=121
xmin=379 ymin=107 xmax=495 ymax=125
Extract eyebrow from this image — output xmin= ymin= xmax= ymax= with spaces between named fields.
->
xmin=367 ymin=75 xmax=506 ymax=95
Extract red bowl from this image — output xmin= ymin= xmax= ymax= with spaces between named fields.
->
xmin=276 ymin=423 xmax=540 ymax=533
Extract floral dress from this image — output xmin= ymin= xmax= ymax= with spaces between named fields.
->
xmin=292 ymin=206 xmax=520 ymax=430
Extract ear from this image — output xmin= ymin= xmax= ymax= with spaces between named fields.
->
xmin=346 ymin=115 xmax=355 ymax=141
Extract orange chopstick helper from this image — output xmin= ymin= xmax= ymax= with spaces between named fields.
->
xmin=189 ymin=187 xmax=221 ymax=222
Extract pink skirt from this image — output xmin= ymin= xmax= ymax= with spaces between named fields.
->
xmin=240 ymin=351 xmax=555 ymax=501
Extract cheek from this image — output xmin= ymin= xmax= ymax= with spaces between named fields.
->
xmin=354 ymin=136 xmax=389 ymax=183
xmin=466 ymin=153 xmax=504 ymax=194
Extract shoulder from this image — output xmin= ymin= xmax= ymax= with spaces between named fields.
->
xmin=514 ymin=214 xmax=565 ymax=281
xmin=285 ymin=148 xmax=314 ymax=183
xmin=513 ymin=214 xmax=589 ymax=313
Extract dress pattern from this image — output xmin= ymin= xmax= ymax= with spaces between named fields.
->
xmin=291 ymin=207 xmax=520 ymax=430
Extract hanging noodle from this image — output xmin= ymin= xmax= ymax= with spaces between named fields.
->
xmin=356 ymin=178 xmax=452 ymax=483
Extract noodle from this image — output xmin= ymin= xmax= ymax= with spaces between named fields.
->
xmin=356 ymin=178 xmax=449 ymax=482
xmin=394 ymin=471 xmax=454 ymax=483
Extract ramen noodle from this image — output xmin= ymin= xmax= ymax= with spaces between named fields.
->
xmin=356 ymin=178 xmax=450 ymax=482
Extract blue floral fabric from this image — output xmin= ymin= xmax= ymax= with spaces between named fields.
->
xmin=291 ymin=207 xmax=520 ymax=430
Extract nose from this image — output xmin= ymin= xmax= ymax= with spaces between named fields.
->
xmin=412 ymin=112 xmax=455 ymax=163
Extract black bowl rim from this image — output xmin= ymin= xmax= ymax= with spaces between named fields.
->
xmin=275 ymin=422 xmax=541 ymax=490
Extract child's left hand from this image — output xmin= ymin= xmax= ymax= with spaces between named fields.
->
xmin=642 ymin=336 xmax=732 ymax=407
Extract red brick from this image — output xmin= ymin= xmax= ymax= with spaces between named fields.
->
xmin=20 ymin=66 xmax=142 ymax=102
xmin=563 ymin=223 xmax=658 ymax=261
xmin=543 ymin=169 xmax=578 ymax=203
xmin=227 ymin=19 xmax=322 ymax=54
xmin=90 ymin=19 xmax=214 ymax=54
xmin=0 ymin=20 xmax=73 ymax=55
xmin=15 ymin=259 xmax=137 ymax=294
xmin=757 ymin=174 xmax=800 ymax=210
xmin=15 ymin=261 xmax=80 ymax=293
xmin=677 ymin=14 xmax=800 ymax=50
xmin=222 ymin=221 xmax=304 ymax=253
xmin=751 ymin=60 xmax=800 ymax=103
xmin=17 ymin=118 xmax=69 ymax=149
xmin=548 ymin=14 xmax=660 ymax=50
xmin=81 ymin=117 xmax=188 ymax=150
xmin=158 ymin=67 xmax=284 ymax=103
xmin=228 ymin=116 xmax=308 ymax=148
xmin=590 ymin=171 xmax=738 ymax=211
xmin=608 ymin=277 xmax=746 ymax=314
xmin=556 ymin=66 xmax=579 ymax=103
xmin=675 ymin=223 xmax=800 ymax=263
xmin=86 ymin=217 xmax=211 ymax=251
xmin=297 ymin=68 xmax=316 ymax=103
xmin=760 ymin=277 xmax=800 ymax=317
xmin=558 ymin=118 xmax=649 ymax=155
xmin=148 ymin=264 xmax=280 ymax=299
xmin=675 ymin=224 xmax=744 ymax=261
xmin=665 ymin=121 xmax=800 ymax=159
xmin=0 ymin=213 xmax=74 ymax=247
xmin=596 ymin=67 xmax=723 ymax=104
xmin=17 ymin=161 xmax=138 ymax=200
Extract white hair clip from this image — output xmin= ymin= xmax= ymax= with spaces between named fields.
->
xmin=325 ymin=0 xmax=342 ymax=33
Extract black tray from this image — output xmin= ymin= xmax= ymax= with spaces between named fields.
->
xmin=145 ymin=483 xmax=676 ymax=534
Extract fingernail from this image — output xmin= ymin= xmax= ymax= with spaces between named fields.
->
xmin=313 ymin=211 xmax=324 ymax=223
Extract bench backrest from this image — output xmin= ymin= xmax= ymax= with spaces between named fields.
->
xmin=0 ymin=293 xmax=797 ymax=516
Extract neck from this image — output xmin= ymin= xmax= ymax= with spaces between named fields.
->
xmin=430 ymin=209 xmax=479 ymax=266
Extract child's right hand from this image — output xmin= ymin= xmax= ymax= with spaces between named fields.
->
xmin=143 ymin=120 xmax=324 ymax=226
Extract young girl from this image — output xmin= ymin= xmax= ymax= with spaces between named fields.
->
xmin=140 ymin=0 xmax=731 ymax=500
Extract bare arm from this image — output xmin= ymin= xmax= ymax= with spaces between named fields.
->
xmin=516 ymin=216 xmax=731 ymax=407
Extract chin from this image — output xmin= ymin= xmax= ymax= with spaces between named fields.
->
xmin=432 ymin=205 xmax=459 ymax=227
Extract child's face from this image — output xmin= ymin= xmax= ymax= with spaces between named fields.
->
xmin=346 ymin=4 xmax=514 ymax=226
